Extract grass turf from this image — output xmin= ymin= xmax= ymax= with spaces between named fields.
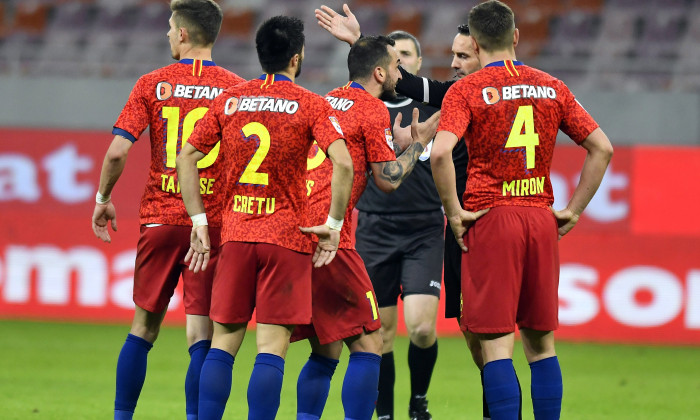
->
xmin=1 ymin=320 xmax=698 ymax=419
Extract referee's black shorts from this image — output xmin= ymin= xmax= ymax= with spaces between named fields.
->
xmin=443 ymin=226 xmax=463 ymax=319
xmin=355 ymin=210 xmax=444 ymax=308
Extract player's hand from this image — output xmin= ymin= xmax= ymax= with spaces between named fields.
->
xmin=551 ymin=207 xmax=580 ymax=240
xmin=300 ymin=224 xmax=340 ymax=267
xmin=447 ymin=208 xmax=490 ymax=252
xmin=411 ymin=108 xmax=441 ymax=148
xmin=391 ymin=112 xmax=412 ymax=154
xmin=315 ymin=4 xmax=361 ymax=46
xmin=92 ymin=202 xmax=117 ymax=243
xmin=185 ymin=225 xmax=211 ymax=273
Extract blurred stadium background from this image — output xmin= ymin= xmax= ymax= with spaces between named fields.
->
xmin=0 ymin=0 xmax=699 ymax=343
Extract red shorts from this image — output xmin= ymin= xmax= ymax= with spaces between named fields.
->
xmin=133 ymin=225 xmax=220 ymax=315
xmin=460 ymin=206 xmax=559 ymax=334
xmin=210 ymin=242 xmax=312 ymax=325
xmin=291 ymin=248 xmax=382 ymax=345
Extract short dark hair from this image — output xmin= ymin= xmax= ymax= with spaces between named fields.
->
xmin=348 ymin=35 xmax=396 ymax=81
xmin=170 ymin=0 xmax=223 ymax=47
xmin=457 ymin=24 xmax=470 ymax=36
xmin=255 ymin=16 xmax=305 ymax=74
xmin=468 ymin=0 xmax=515 ymax=52
xmin=387 ymin=30 xmax=421 ymax=57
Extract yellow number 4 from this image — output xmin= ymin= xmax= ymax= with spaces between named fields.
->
xmin=505 ymin=105 xmax=539 ymax=170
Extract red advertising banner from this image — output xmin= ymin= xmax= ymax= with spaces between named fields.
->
xmin=1 ymin=128 xmax=699 ymax=344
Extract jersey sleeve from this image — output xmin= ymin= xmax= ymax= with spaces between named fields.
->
xmin=558 ymin=81 xmax=599 ymax=145
xmin=396 ymin=66 xmax=456 ymax=108
xmin=362 ymin=103 xmax=396 ymax=163
xmin=112 ymin=76 xmax=151 ymax=142
xmin=311 ymin=98 xmax=345 ymax=152
xmin=187 ymin=95 xmax=224 ymax=155
xmin=437 ymin=82 xmax=472 ymax=139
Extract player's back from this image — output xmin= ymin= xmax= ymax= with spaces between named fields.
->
xmin=443 ymin=60 xmax=597 ymax=211
xmin=207 ymin=74 xmax=343 ymax=253
xmin=114 ymin=59 xmax=244 ymax=226
xmin=307 ymin=82 xmax=395 ymax=249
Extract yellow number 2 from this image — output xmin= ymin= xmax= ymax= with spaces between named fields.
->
xmin=505 ymin=105 xmax=539 ymax=170
xmin=239 ymin=122 xmax=271 ymax=186
xmin=365 ymin=291 xmax=379 ymax=321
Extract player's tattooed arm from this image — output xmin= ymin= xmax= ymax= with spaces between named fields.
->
xmin=379 ymin=141 xmax=425 ymax=184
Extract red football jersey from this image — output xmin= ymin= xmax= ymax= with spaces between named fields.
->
xmin=187 ymin=74 xmax=345 ymax=253
xmin=113 ymin=59 xmax=244 ymax=226
xmin=306 ymin=82 xmax=396 ymax=249
xmin=438 ymin=60 xmax=599 ymax=211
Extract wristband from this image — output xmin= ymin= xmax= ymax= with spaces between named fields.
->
xmin=96 ymin=191 xmax=111 ymax=204
xmin=191 ymin=213 xmax=208 ymax=227
xmin=325 ymin=215 xmax=343 ymax=231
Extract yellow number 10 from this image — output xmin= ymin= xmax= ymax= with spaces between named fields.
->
xmin=505 ymin=105 xmax=539 ymax=169
xmin=162 ymin=106 xmax=220 ymax=169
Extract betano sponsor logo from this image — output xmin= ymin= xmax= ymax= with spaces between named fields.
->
xmin=325 ymin=96 xmax=355 ymax=111
xmin=236 ymin=97 xmax=299 ymax=114
xmin=156 ymin=81 xmax=224 ymax=101
xmin=482 ymin=84 xmax=557 ymax=105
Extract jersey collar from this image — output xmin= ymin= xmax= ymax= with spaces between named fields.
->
xmin=485 ymin=60 xmax=523 ymax=68
xmin=257 ymin=74 xmax=293 ymax=82
xmin=342 ymin=81 xmax=366 ymax=90
xmin=178 ymin=58 xmax=216 ymax=66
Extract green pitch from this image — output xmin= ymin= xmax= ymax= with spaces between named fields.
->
xmin=1 ymin=320 xmax=698 ymax=419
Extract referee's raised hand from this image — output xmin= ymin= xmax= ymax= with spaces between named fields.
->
xmin=315 ymin=3 xmax=361 ymax=46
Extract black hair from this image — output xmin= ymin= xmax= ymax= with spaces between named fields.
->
xmin=170 ymin=0 xmax=223 ymax=47
xmin=347 ymin=35 xmax=396 ymax=81
xmin=457 ymin=24 xmax=470 ymax=36
xmin=468 ymin=0 xmax=515 ymax=52
xmin=255 ymin=16 xmax=305 ymax=74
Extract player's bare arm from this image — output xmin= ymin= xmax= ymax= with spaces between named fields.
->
xmin=301 ymin=139 xmax=353 ymax=267
xmin=315 ymin=3 xmax=361 ymax=46
xmin=176 ymin=142 xmax=211 ymax=273
xmin=371 ymin=108 xmax=440 ymax=192
xmin=553 ymin=127 xmax=613 ymax=239
xmin=431 ymin=130 xmax=488 ymax=251
xmin=92 ymin=135 xmax=133 ymax=243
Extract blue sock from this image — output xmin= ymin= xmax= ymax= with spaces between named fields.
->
xmin=198 ymin=348 xmax=234 ymax=420
xmin=114 ymin=334 xmax=153 ymax=420
xmin=185 ymin=340 xmax=211 ymax=420
xmin=342 ymin=352 xmax=381 ymax=420
xmin=248 ymin=353 xmax=285 ymax=420
xmin=530 ymin=356 xmax=563 ymax=420
xmin=297 ymin=353 xmax=339 ymax=419
xmin=483 ymin=359 xmax=520 ymax=420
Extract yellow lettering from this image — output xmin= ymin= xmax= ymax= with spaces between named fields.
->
xmin=206 ymin=178 xmax=215 ymax=194
xmin=199 ymin=178 xmax=207 ymax=194
xmin=166 ymin=176 xmax=176 ymax=193
xmin=536 ymin=176 xmax=545 ymax=194
xmin=246 ymin=196 xmax=254 ymax=214
xmin=521 ymin=178 xmax=529 ymax=196
xmin=256 ymin=197 xmax=265 ymax=214
xmin=161 ymin=174 xmax=168 ymax=191
xmin=266 ymin=197 xmax=275 ymax=214
xmin=306 ymin=179 xmax=315 ymax=197
xmin=503 ymin=180 xmax=515 ymax=196
xmin=515 ymin=179 xmax=521 ymax=196
xmin=233 ymin=195 xmax=241 ymax=212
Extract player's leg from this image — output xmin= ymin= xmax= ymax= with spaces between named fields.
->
xmin=517 ymin=208 xmax=561 ymax=420
xmin=376 ymin=305 xmax=398 ymax=420
xmin=341 ymin=330 xmax=383 ymax=420
xmin=115 ymin=225 xmax=184 ymax=420
xmin=114 ymin=305 xmax=166 ymax=420
xmin=479 ymin=333 xmax=521 ymax=420
xmin=199 ymin=322 xmax=247 ymax=420
xmin=182 ymin=226 xmax=219 ymax=420
xmin=296 ymin=337 xmax=343 ymax=420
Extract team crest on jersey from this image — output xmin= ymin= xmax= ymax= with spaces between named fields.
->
xmin=384 ymin=128 xmax=394 ymax=149
xmin=224 ymin=97 xmax=239 ymax=115
xmin=329 ymin=116 xmax=344 ymax=136
xmin=482 ymin=87 xmax=500 ymax=105
xmin=156 ymin=81 xmax=173 ymax=100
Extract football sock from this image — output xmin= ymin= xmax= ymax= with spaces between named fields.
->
xmin=342 ymin=352 xmax=381 ymax=420
xmin=376 ymin=351 xmax=395 ymax=419
xmin=198 ymin=348 xmax=234 ymax=420
xmin=185 ymin=339 xmax=211 ymax=420
xmin=114 ymin=333 xmax=153 ymax=420
xmin=530 ymin=356 xmax=563 ymax=420
xmin=481 ymin=369 xmax=491 ymax=420
xmin=248 ymin=353 xmax=285 ymax=420
xmin=296 ymin=353 xmax=339 ymax=419
xmin=483 ymin=359 xmax=521 ymax=420
xmin=408 ymin=340 xmax=437 ymax=398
